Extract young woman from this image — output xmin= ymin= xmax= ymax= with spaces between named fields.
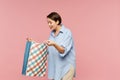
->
xmin=27 ymin=12 xmax=76 ymax=80
xmin=45 ymin=12 xmax=76 ymax=80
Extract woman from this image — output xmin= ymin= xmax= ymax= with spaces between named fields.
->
xmin=27 ymin=12 xmax=76 ymax=80
xmin=45 ymin=12 xmax=76 ymax=80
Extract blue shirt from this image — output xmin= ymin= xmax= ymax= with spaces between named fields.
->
xmin=47 ymin=25 xmax=76 ymax=80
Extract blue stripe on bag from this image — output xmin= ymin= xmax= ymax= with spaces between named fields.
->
xmin=22 ymin=41 xmax=31 ymax=75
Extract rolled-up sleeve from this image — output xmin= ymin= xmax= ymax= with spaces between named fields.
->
xmin=59 ymin=34 xmax=73 ymax=57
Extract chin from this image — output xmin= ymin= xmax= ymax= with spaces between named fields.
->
xmin=50 ymin=27 xmax=54 ymax=30
xmin=51 ymin=29 xmax=55 ymax=32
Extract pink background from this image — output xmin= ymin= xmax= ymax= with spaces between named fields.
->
xmin=0 ymin=0 xmax=120 ymax=80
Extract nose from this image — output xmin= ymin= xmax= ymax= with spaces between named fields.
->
xmin=48 ymin=23 xmax=51 ymax=26
xmin=48 ymin=22 xmax=51 ymax=26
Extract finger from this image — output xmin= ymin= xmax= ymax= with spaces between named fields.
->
xmin=26 ymin=38 xmax=32 ymax=41
xmin=44 ymin=40 xmax=49 ymax=43
xmin=43 ymin=40 xmax=48 ymax=44
xmin=26 ymin=38 xmax=30 ymax=41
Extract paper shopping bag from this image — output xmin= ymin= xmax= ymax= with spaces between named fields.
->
xmin=22 ymin=41 xmax=48 ymax=77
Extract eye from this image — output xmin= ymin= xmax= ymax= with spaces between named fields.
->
xmin=48 ymin=21 xmax=52 ymax=24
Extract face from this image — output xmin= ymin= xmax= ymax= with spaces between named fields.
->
xmin=47 ymin=18 xmax=59 ymax=31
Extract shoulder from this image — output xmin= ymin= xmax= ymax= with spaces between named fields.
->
xmin=62 ymin=25 xmax=72 ymax=37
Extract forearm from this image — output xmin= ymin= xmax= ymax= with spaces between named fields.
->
xmin=53 ymin=43 xmax=65 ymax=54
xmin=45 ymin=40 xmax=65 ymax=54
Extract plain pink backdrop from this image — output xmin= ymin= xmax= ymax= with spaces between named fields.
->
xmin=0 ymin=0 xmax=120 ymax=80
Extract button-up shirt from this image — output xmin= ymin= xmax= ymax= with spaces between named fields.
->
xmin=47 ymin=25 xmax=76 ymax=80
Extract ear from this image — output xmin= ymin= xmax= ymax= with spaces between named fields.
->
xmin=56 ymin=20 xmax=59 ymax=25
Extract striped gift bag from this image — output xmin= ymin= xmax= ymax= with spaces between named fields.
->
xmin=22 ymin=41 xmax=48 ymax=77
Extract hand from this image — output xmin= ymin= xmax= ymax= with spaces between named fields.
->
xmin=26 ymin=37 xmax=33 ymax=42
xmin=44 ymin=40 xmax=55 ymax=46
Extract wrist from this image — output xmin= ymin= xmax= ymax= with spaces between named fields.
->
xmin=53 ymin=42 xmax=55 ymax=46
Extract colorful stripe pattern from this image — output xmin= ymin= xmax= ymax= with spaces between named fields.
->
xmin=22 ymin=41 xmax=48 ymax=77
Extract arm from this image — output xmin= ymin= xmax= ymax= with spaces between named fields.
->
xmin=45 ymin=40 xmax=65 ymax=54
xmin=45 ymin=35 xmax=73 ymax=57
xmin=45 ymin=30 xmax=73 ymax=57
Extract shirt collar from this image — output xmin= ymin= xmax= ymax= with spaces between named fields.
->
xmin=59 ymin=24 xmax=64 ymax=33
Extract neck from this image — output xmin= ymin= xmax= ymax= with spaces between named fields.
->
xmin=56 ymin=25 xmax=61 ymax=32
xmin=54 ymin=25 xmax=61 ymax=36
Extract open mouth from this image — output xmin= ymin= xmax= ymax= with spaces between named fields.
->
xmin=49 ymin=26 xmax=53 ymax=29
